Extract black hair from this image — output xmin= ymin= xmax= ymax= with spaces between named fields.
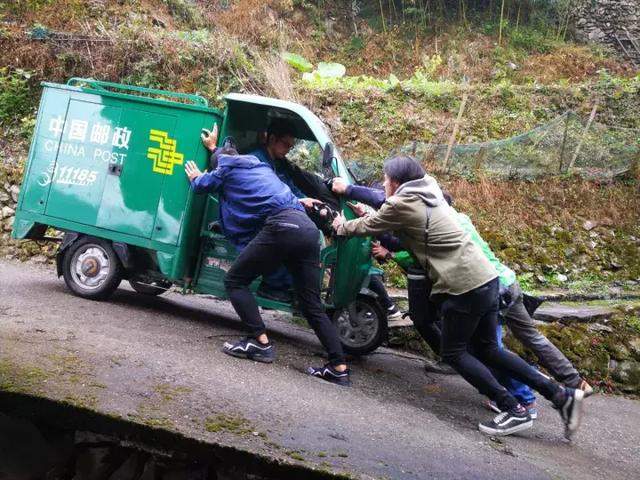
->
xmin=267 ymin=118 xmax=297 ymax=139
xmin=210 ymin=136 xmax=238 ymax=170
xmin=382 ymin=155 xmax=425 ymax=185
xmin=442 ymin=190 xmax=454 ymax=206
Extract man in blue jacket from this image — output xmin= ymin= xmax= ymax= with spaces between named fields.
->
xmin=184 ymin=125 xmax=350 ymax=386
xmin=248 ymin=119 xmax=338 ymax=302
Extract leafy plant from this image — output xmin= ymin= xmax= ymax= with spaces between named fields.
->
xmin=282 ymin=52 xmax=313 ymax=72
xmin=316 ymin=62 xmax=346 ymax=78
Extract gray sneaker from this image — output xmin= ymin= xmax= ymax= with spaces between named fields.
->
xmin=558 ymin=388 xmax=585 ymax=440
xmin=222 ymin=337 xmax=276 ymax=363
xmin=479 ymin=409 xmax=533 ymax=436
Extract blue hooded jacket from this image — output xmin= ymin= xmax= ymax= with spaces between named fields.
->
xmin=190 ymin=153 xmax=303 ymax=248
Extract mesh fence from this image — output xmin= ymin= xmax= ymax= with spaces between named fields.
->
xmin=391 ymin=112 xmax=640 ymax=179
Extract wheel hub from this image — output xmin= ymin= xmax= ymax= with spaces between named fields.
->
xmin=334 ymin=300 xmax=379 ymax=348
xmin=72 ymin=246 xmax=110 ymax=290
xmin=81 ymin=257 xmax=100 ymax=277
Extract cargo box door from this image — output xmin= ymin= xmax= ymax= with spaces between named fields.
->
xmin=43 ymin=100 xmax=120 ymax=225
xmin=94 ymin=108 xmax=177 ymax=238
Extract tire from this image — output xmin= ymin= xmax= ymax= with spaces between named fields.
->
xmin=62 ymin=237 xmax=122 ymax=300
xmin=129 ymin=279 xmax=171 ymax=296
xmin=332 ymin=294 xmax=388 ymax=356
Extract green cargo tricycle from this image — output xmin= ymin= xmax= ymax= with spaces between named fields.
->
xmin=12 ymin=78 xmax=388 ymax=355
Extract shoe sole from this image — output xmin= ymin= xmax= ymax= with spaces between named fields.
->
xmin=479 ymin=419 xmax=533 ymax=436
xmin=222 ymin=348 xmax=275 ymax=364
xmin=309 ymin=375 xmax=352 ymax=387
xmin=564 ymin=389 xmax=585 ymax=440
xmin=387 ymin=311 xmax=402 ymax=319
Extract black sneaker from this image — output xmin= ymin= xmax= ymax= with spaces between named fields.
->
xmin=386 ymin=304 xmax=402 ymax=319
xmin=479 ymin=408 xmax=533 ymax=436
xmin=222 ymin=337 xmax=275 ymax=363
xmin=306 ymin=364 xmax=351 ymax=387
xmin=557 ymin=388 xmax=585 ymax=440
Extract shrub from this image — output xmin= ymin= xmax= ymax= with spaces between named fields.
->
xmin=0 ymin=68 xmax=33 ymax=127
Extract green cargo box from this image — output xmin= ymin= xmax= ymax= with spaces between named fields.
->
xmin=14 ymin=79 xmax=220 ymax=279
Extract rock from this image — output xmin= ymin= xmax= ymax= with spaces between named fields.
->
xmin=10 ymin=184 xmax=19 ymax=202
xmin=629 ymin=338 xmax=640 ymax=358
xmin=1 ymin=206 xmax=15 ymax=219
xmin=74 ymin=446 xmax=120 ymax=480
xmin=0 ymin=413 xmax=54 ymax=479
xmin=3 ymin=216 xmax=14 ymax=231
xmin=583 ymin=220 xmax=597 ymax=231
xmin=588 ymin=323 xmax=613 ymax=333
xmin=0 ymin=191 xmax=9 ymax=203
xmin=31 ymin=255 xmax=49 ymax=264
xmin=556 ymin=273 xmax=568 ymax=283
xmin=534 ymin=303 xmax=616 ymax=323
xmin=107 ymin=452 xmax=146 ymax=480
xmin=612 ymin=360 xmax=640 ymax=391
xmin=610 ymin=343 xmax=630 ymax=360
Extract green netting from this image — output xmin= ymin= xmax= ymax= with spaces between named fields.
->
xmin=392 ymin=112 xmax=640 ymax=179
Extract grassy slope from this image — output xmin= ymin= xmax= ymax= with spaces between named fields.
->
xmin=0 ymin=0 xmax=639 ymax=289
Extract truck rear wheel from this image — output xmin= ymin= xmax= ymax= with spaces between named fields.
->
xmin=62 ymin=237 xmax=122 ymax=300
xmin=332 ymin=295 xmax=387 ymax=356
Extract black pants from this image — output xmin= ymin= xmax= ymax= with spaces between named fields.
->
xmin=434 ymin=278 xmax=563 ymax=412
xmin=407 ymin=268 xmax=442 ymax=356
xmin=224 ymin=208 xmax=345 ymax=366
xmin=368 ymin=274 xmax=394 ymax=310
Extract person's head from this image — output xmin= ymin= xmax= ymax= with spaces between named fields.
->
xmin=266 ymin=119 xmax=297 ymax=159
xmin=382 ymin=155 xmax=425 ymax=197
xmin=210 ymin=137 xmax=238 ymax=170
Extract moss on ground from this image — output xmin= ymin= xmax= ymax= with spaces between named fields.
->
xmin=204 ymin=413 xmax=253 ymax=435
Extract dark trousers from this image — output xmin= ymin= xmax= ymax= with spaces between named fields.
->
xmin=435 ymin=278 xmax=562 ymax=412
xmin=368 ymin=274 xmax=394 ymax=310
xmin=224 ymin=209 xmax=345 ymax=366
xmin=407 ymin=268 xmax=442 ymax=355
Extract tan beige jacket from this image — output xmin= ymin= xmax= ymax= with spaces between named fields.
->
xmin=336 ymin=175 xmax=497 ymax=295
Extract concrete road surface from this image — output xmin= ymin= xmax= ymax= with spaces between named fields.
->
xmin=1 ymin=259 xmax=639 ymax=479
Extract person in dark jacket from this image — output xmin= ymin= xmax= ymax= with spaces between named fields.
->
xmin=184 ymin=125 xmax=350 ymax=386
xmin=247 ymin=119 xmax=337 ymax=302
xmin=332 ymin=155 xmax=585 ymax=437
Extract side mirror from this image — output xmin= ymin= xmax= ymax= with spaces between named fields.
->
xmin=322 ymin=142 xmax=335 ymax=171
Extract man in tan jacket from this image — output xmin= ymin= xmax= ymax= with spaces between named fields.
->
xmin=333 ymin=155 xmax=585 ymax=439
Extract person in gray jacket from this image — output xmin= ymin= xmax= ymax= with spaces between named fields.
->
xmin=333 ymin=155 xmax=585 ymax=439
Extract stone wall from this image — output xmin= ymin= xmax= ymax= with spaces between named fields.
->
xmin=0 ymin=163 xmax=56 ymax=263
xmin=573 ymin=0 xmax=640 ymax=64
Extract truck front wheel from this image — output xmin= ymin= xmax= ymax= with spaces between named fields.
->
xmin=62 ymin=238 xmax=122 ymax=300
xmin=332 ymin=295 xmax=387 ymax=356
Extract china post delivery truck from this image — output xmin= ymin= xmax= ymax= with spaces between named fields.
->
xmin=12 ymin=78 xmax=388 ymax=354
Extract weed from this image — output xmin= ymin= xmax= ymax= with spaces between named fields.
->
xmin=0 ymin=68 xmax=34 ymax=126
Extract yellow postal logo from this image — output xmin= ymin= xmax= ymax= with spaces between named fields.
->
xmin=147 ymin=130 xmax=184 ymax=175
